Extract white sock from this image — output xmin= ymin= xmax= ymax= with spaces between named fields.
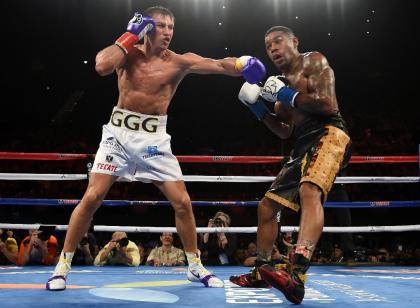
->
xmin=63 ymin=251 xmax=74 ymax=261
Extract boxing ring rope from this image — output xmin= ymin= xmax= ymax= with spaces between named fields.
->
xmin=0 ymin=152 xmax=418 ymax=164
xmin=0 ymin=223 xmax=419 ymax=233
xmin=0 ymin=173 xmax=419 ymax=182
xmin=1 ymin=198 xmax=420 ymax=208
xmin=1 ymin=151 xmax=419 ymax=235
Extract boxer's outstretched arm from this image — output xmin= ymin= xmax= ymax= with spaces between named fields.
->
xmin=182 ymin=52 xmax=239 ymax=76
xmin=95 ymin=45 xmax=128 ymax=76
xmin=182 ymin=53 xmax=266 ymax=84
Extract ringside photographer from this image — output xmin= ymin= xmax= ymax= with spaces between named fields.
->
xmin=94 ymin=232 xmax=140 ymax=266
xmin=200 ymin=211 xmax=236 ymax=265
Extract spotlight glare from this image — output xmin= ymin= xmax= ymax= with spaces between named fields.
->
xmin=83 ymin=60 xmax=88 ymax=64
xmin=218 ymin=22 xmax=222 ymax=26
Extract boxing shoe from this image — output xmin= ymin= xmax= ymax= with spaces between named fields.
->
xmin=229 ymin=266 xmax=271 ymax=288
xmin=258 ymin=264 xmax=305 ymax=304
xmin=46 ymin=253 xmax=71 ymax=291
xmin=187 ymin=264 xmax=224 ymax=288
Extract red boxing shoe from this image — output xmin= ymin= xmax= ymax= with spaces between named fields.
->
xmin=229 ymin=267 xmax=271 ymax=288
xmin=258 ymin=264 xmax=305 ymax=304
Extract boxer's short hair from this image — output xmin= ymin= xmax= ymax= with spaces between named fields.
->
xmin=144 ymin=6 xmax=175 ymax=22
xmin=265 ymin=26 xmax=295 ymax=38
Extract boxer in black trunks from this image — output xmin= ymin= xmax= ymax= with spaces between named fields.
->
xmin=230 ymin=26 xmax=351 ymax=304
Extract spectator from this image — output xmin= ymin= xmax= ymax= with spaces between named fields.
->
xmin=200 ymin=211 xmax=236 ymax=265
xmin=376 ymin=247 xmax=390 ymax=263
xmin=0 ymin=229 xmax=18 ymax=265
xmin=329 ymin=244 xmax=344 ymax=263
xmin=146 ymin=233 xmax=185 ymax=266
xmin=280 ymin=232 xmax=296 ymax=260
xmin=94 ymin=232 xmax=140 ymax=266
xmin=72 ymin=232 xmax=99 ymax=265
xmin=243 ymin=242 xmax=258 ymax=266
xmin=137 ymin=242 xmax=146 ymax=265
xmin=271 ymin=244 xmax=283 ymax=264
xmin=18 ymin=228 xmax=58 ymax=266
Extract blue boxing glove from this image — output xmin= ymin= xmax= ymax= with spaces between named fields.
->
xmin=235 ymin=56 xmax=266 ymax=84
xmin=261 ymin=76 xmax=299 ymax=108
xmin=115 ymin=13 xmax=156 ymax=54
xmin=238 ymin=82 xmax=269 ymax=121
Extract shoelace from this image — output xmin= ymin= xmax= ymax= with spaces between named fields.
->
xmin=191 ymin=264 xmax=211 ymax=278
xmin=54 ymin=258 xmax=71 ymax=276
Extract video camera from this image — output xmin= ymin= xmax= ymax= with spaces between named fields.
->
xmin=38 ymin=225 xmax=56 ymax=241
xmin=213 ymin=217 xmax=225 ymax=227
xmin=117 ymin=237 xmax=129 ymax=247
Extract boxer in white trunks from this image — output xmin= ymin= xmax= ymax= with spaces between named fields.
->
xmin=46 ymin=6 xmax=266 ymax=290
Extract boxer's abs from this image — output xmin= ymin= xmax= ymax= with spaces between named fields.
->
xmin=116 ymin=91 xmax=172 ymax=116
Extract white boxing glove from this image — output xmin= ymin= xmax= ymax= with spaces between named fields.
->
xmin=238 ymin=82 xmax=269 ymax=121
xmin=261 ymin=76 xmax=299 ymax=107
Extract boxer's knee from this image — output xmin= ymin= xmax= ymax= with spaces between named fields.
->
xmin=80 ymin=186 xmax=106 ymax=214
xmin=172 ymin=193 xmax=193 ymax=217
xmin=299 ymin=182 xmax=322 ymax=206
xmin=258 ymin=197 xmax=282 ymax=223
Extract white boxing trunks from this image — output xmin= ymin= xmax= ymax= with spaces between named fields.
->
xmin=91 ymin=107 xmax=183 ymax=183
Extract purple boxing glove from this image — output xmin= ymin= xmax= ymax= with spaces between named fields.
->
xmin=115 ymin=13 xmax=155 ymax=55
xmin=235 ymin=56 xmax=266 ymax=84
xmin=127 ymin=12 xmax=156 ymax=39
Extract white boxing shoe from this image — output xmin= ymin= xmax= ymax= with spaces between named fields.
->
xmin=46 ymin=253 xmax=71 ymax=291
xmin=187 ymin=264 xmax=224 ymax=288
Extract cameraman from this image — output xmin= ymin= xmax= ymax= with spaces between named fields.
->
xmin=94 ymin=232 xmax=140 ymax=266
xmin=72 ymin=232 xmax=99 ymax=265
xmin=200 ymin=211 xmax=236 ymax=265
xmin=18 ymin=228 xmax=58 ymax=266
xmin=0 ymin=229 xmax=18 ymax=265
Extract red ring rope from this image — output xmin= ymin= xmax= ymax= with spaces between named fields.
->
xmin=0 ymin=152 xmax=417 ymax=163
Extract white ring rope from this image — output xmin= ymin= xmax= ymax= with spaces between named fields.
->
xmin=0 ymin=173 xmax=419 ymax=183
xmin=1 ymin=223 xmax=419 ymax=233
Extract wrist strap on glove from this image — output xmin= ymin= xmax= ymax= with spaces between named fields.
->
xmin=278 ymin=87 xmax=299 ymax=108
xmin=248 ymin=100 xmax=269 ymax=121
xmin=115 ymin=32 xmax=139 ymax=55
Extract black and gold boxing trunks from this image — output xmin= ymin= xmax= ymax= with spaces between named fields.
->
xmin=265 ymin=119 xmax=351 ymax=212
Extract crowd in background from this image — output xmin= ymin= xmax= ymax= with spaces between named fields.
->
xmin=1 ymin=111 xmax=419 ymax=267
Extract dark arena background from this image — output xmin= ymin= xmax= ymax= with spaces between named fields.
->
xmin=1 ymin=0 xmax=419 ymax=307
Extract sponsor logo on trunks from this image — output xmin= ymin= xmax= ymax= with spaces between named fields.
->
xmin=111 ymin=110 xmax=159 ymax=133
xmin=142 ymin=146 xmax=164 ymax=159
xmin=102 ymin=137 xmax=123 ymax=153
xmin=105 ymin=155 xmax=114 ymax=163
xmin=96 ymin=163 xmax=118 ymax=172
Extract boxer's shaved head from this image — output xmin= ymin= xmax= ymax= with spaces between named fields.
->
xmin=265 ymin=26 xmax=295 ymax=38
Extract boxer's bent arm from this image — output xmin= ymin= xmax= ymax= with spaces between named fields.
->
xmin=182 ymin=52 xmax=240 ymax=76
xmin=293 ymin=52 xmax=337 ymax=115
xmin=263 ymin=113 xmax=293 ymax=139
xmin=95 ymin=45 xmax=128 ymax=76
